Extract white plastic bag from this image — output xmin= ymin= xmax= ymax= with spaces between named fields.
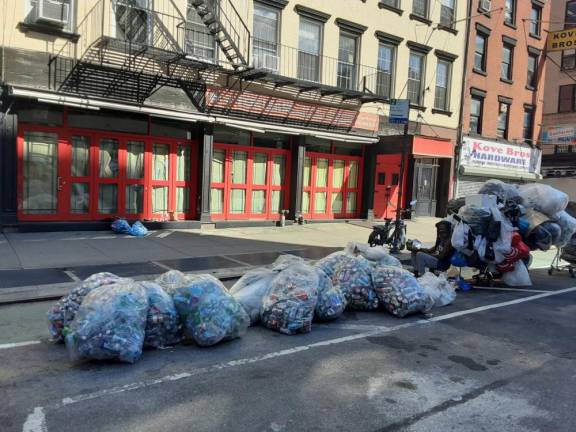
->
xmin=451 ymin=221 xmax=470 ymax=252
xmin=230 ymin=268 xmax=276 ymax=325
xmin=345 ymin=242 xmax=402 ymax=267
xmin=519 ymin=183 xmax=569 ymax=217
xmin=553 ymin=211 xmax=576 ymax=246
xmin=418 ymin=272 xmax=456 ymax=308
xmin=502 ymin=261 xmax=532 ymax=287
xmin=271 ymin=254 xmax=306 ymax=272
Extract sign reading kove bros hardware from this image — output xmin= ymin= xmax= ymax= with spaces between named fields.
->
xmin=460 ymin=137 xmax=542 ymax=173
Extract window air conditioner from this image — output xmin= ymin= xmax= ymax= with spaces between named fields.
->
xmin=33 ymin=0 xmax=70 ymax=27
xmin=479 ymin=0 xmax=491 ymax=12
xmin=262 ymin=54 xmax=279 ymax=72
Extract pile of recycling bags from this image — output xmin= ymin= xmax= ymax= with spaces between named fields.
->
xmin=450 ymin=180 xmax=576 ymax=286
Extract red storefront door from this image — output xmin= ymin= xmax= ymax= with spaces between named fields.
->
xmin=373 ymin=154 xmax=402 ymax=220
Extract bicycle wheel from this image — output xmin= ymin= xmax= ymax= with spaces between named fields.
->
xmin=368 ymin=231 xmax=380 ymax=246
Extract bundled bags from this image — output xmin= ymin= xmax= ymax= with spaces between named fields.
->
xmin=48 ymin=272 xmax=127 ymax=342
xmin=478 ymin=180 xmax=520 ymax=204
xmin=110 ymin=218 xmax=148 ymax=237
xmin=372 ymin=266 xmax=429 ymax=317
xmin=261 ymin=264 xmax=319 ymax=335
xmin=315 ymin=251 xmax=349 ymax=278
xmin=519 ymin=183 xmax=569 ymax=217
xmin=418 ymin=272 xmax=456 ymax=308
xmin=314 ymin=269 xmax=347 ymax=321
xmin=345 ymin=242 xmax=402 ymax=268
xmin=553 ymin=211 xmax=576 ymax=246
xmin=172 ymin=275 xmax=249 ymax=347
xmin=65 ymin=282 xmax=149 ymax=363
xmin=332 ymin=255 xmax=378 ymax=311
xmin=141 ymin=282 xmax=181 ymax=348
xmin=155 ymin=270 xmax=191 ymax=295
xmin=459 ymin=205 xmax=492 ymax=236
xmin=230 ymin=269 xmax=276 ymax=325
xmin=129 ymin=221 xmax=148 ymax=237
xmin=271 ymin=254 xmax=306 ymax=271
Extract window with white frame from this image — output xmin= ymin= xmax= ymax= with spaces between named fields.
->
xmin=504 ymin=0 xmax=516 ymax=25
xmin=407 ymin=51 xmax=425 ymax=105
xmin=298 ymin=18 xmax=322 ymax=82
xmin=26 ymin=0 xmax=74 ymax=32
xmin=337 ymin=32 xmax=359 ymax=90
xmin=434 ymin=60 xmax=451 ymax=111
xmin=530 ymin=4 xmax=542 ymax=37
xmin=440 ymin=0 xmax=455 ymax=28
xmin=114 ymin=0 xmax=153 ymax=44
xmin=253 ymin=3 xmax=280 ymax=72
xmin=412 ymin=0 xmax=428 ymax=18
xmin=186 ymin=0 xmax=216 ymax=60
xmin=376 ymin=43 xmax=395 ymax=99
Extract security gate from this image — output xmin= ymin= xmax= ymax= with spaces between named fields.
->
xmin=413 ymin=158 xmax=439 ymax=217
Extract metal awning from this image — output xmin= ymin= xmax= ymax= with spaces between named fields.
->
xmin=460 ymin=165 xmax=542 ymax=180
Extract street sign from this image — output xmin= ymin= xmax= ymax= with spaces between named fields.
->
xmin=389 ymin=99 xmax=409 ymax=124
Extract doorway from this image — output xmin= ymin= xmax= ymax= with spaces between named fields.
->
xmin=413 ymin=158 xmax=439 ymax=217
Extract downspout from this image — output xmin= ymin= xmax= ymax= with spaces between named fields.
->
xmin=454 ymin=0 xmax=473 ymax=199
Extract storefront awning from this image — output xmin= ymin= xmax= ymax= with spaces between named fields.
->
xmin=460 ymin=165 xmax=542 ymax=180
xmin=412 ymin=136 xmax=454 ymax=158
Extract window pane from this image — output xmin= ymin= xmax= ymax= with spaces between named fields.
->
xmin=377 ymin=44 xmax=394 ymax=98
xmin=23 ymin=132 xmax=58 ymax=214
xmin=337 ymin=33 xmax=357 ymax=90
xmin=303 ymin=157 xmax=311 ymax=186
xmin=272 ymin=155 xmax=285 ymax=185
xmin=98 ymin=184 xmax=117 ymax=214
xmin=253 ymin=3 xmax=279 ymax=70
xmin=253 ymin=153 xmax=268 ymax=185
xmin=125 ymin=184 xmax=144 ymax=214
xmin=176 ymin=186 xmax=190 ymax=213
xmin=177 ymin=145 xmax=191 ymax=181
xmin=316 ymin=158 xmax=329 ymax=187
xmin=408 ymin=52 xmax=423 ymax=105
xmin=127 ymin=141 xmax=145 ymax=179
xmin=505 ymin=0 xmax=514 ymax=23
xmin=333 ymin=160 xmax=345 ymax=188
xmin=331 ymin=192 xmax=343 ymax=213
xmin=70 ymin=183 xmax=89 ymax=214
xmin=153 ymin=144 xmax=170 ymax=181
xmin=314 ymin=192 xmax=327 ymax=213
xmin=152 ymin=186 xmax=169 ymax=214
xmin=413 ymin=0 xmax=428 ymax=17
xmin=71 ymin=136 xmax=90 ymax=177
xmin=212 ymin=149 xmax=225 ymax=183
xmin=348 ymin=161 xmax=359 ymax=188
xmin=99 ymin=139 xmax=119 ymax=178
xmin=210 ymin=188 xmax=223 ymax=214
xmin=252 ymin=190 xmax=266 ymax=214
xmin=302 ymin=191 xmax=310 ymax=214
xmin=272 ymin=190 xmax=283 ymax=214
xmin=567 ymin=1 xmax=576 ymax=28
xmin=230 ymin=189 xmax=246 ymax=214
xmin=435 ymin=61 xmax=450 ymax=110
xmin=347 ymin=192 xmax=358 ymax=213
xmin=298 ymin=18 xmax=321 ymax=82
xmin=232 ymin=151 xmax=247 ymax=184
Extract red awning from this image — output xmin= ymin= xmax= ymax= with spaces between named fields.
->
xmin=412 ymin=136 xmax=454 ymax=158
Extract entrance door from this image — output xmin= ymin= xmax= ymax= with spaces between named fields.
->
xmin=373 ymin=154 xmax=401 ymax=220
xmin=413 ymin=158 xmax=439 ymax=217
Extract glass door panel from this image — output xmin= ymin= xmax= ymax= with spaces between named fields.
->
xmin=150 ymin=143 xmax=171 ymax=218
xmin=253 ymin=153 xmax=267 ymax=185
xmin=210 ymin=149 xmax=226 ymax=215
xmin=69 ymin=136 xmax=91 ymax=216
xmin=99 ymin=139 xmax=119 ymax=178
xmin=125 ymin=140 xmax=146 ymax=216
xmin=153 ymin=144 xmax=170 ymax=181
xmin=99 ymin=184 xmax=118 ymax=214
xmin=127 ymin=141 xmax=145 ymax=179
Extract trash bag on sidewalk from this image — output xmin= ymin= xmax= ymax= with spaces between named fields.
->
xmin=140 ymin=282 xmax=181 ymax=348
xmin=333 ymin=255 xmax=378 ymax=311
xmin=129 ymin=220 xmax=148 ymax=237
xmin=418 ymin=272 xmax=456 ymax=308
xmin=502 ymin=261 xmax=532 ymax=287
xmin=48 ymin=272 xmax=128 ymax=342
xmin=372 ymin=266 xmax=429 ymax=317
xmin=271 ymin=254 xmax=306 ymax=272
xmin=111 ymin=218 xmax=131 ymax=234
xmin=230 ymin=269 xmax=276 ymax=325
xmin=155 ymin=270 xmax=190 ymax=295
xmin=261 ymin=263 xmax=319 ymax=335
xmin=519 ymin=183 xmax=569 ymax=217
xmin=553 ymin=211 xmax=576 ymax=246
xmin=459 ymin=205 xmax=492 ymax=236
xmin=65 ymin=281 xmax=149 ymax=363
xmin=314 ymin=269 xmax=347 ymax=321
xmin=172 ymin=275 xmax=250 ymax=347
xmin=344 ymin=242 xmax=402 ymax=268
xmin=315 ymin=251 xmax=350 ymax=279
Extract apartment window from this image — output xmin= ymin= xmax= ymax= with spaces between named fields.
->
xmin=337 ymin=33 xmax=359 ymax=90
xmin=501 ymin=44 xmax=514 ymax=81
xmin=185 ymin=0 xmax=215 ymax=59
xmin=380 ymin=0 xmax=400 ymax=8
xmin=562 ymin=50 xmax=576 ymax=69
xmin=566 ymin=1 xmax=576 ymax=28
xmin=26 ymin=0 xmax=74 ymax=32
xmin=470 ymin=96 xmax=484 ymax=135
xmin=497 ymin=102 xmax=510 ymax=139
xmin=376 ymin=43 xmax=395 ymax=99
xmin=559 ymin=85 xmax=576 ymax=113
xmin=523 ymin=107 xmax=535 ymax=143
xmin=115 ymin=0 xmax=152 ymax=44
xmin=407 ymin=51 xmax=425 ymax=105
xmin=474 ymin=33 xmax=487 ymax=72
xmin=530 ymin=4 xmax=542 ymax=37
xmin=527 ymin=53 xmax=538 ymax=88
xmin=440 ymin=0 xmax=455 ymax=28
xmin=413 ymin=0 xmax=428 ymax=18
xmin=434 ymin=60 xmax=451 ymax=111
xmin=504 ymin=0 xmax=516 ymax=25
xmin=253 ymin=3 xmax=280 ymax=72
xmin=298 ymin=18 xmax=322 ymax=82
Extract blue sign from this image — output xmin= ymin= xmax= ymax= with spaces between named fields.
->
xmin=389 ymin=99 xmax=409 ymax=125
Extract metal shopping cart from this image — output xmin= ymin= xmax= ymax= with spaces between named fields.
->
xmin=548 ymin=239 xmax=576 ymax=278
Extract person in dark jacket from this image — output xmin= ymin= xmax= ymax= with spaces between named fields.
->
xmin=411 ymin=221 xmax=454 ymax=277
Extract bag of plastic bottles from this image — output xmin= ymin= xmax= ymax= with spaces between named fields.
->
xmin=129 ymin=220 xmax=148 ymax=237
xmin=315 ymin=251 xmax=350 ymax=278
xmin=418 ymin=272 xmax=456 ymax=308
xmin=172 ymin=275 xmax=250 ymax=347
xmin=314 ymin=269 xmax=347 ymax=321
xmin=372 ymin=266 xmax=430 ymax=318
xmin=111 ymin=218 xmax=131 ymax=234
xmin=553 ymin=211 xmax=576 ymax=246
xmin=344 ymin=242 xmax=402 ymax=268
xmin=271 ymin=254 xmax=306 ymax=272
xmin=519 ymin=183 xmax=569 ymax=217
xmin=48 ymin=272 xmax=128 ymax=342
xmin=230 ymin=268 xmax=276 ymax=325
xmin=478 ymin=180 xmax=521 ymax=204
xmin=65 ymin=281 xmax=149 ymax=363
xmin=155 ymin=270 xmax=191 ymax=295
xmin=261 ymin=263 xmax=319 ymax=335
xmin=140 ymin=282 xmax=181 ymax=348
xmin=333 ymin=255 xmax=378 ymax=311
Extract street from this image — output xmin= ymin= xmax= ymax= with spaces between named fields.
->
xmin=2 ymin=269 xmax=575 ymax=432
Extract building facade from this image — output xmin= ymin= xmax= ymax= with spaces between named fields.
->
xmin=456 ymin=0 xmax=549 ymax=197
xmin=0 ymin=0 xmax=467 ymax=230
xmin=540 ymin=0 xmax=576 ymax=200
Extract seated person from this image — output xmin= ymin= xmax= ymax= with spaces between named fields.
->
xmin=411 ymin=221 xmax=454 ymax=277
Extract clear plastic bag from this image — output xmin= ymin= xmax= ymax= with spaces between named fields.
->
xmin=48 ymin=272 xmax=127 ymax=342
xmin=332 ymin=255 xmax=378 ymax=311
xmin=478 ymin=180 xmax=520 ymax=203
xmin=372 ymin=266 xmax=429 ymax=317
xmin=230 ymin=269 xmax=276 ymax=325
xmin=315 ymin=251 xmax=350 ymax=278
xmin=314 ymin=269 xmax=347 ymax=321
xmin=553 ymin=211 xmax=576 ymax=247
xmin=451 ymin=221 xmax=471 ymax=252
xmin=418 ymin=272 xmax=456 ymax=308
xmin=271 ymin=254 xmax=306 ymax=272
xmin=261 ymin=263 xmax=319 ymax=335
xmin=172 ymin=275 xmax=250 ymax=347
xmin=155 ymin=270 xmax=190 ymax=295
xmin=65 ymin=281 xmax=149 ymax=363
xmin=519 ymin=183 xmax=569 ymax=217
xmin=502 ymin=261 xmax=532 ymax=287
xmin=140 ymin=281 xmax=181 ymax=348
xmin=345 ymin=242 xmax=402 ymax=267
xmin=129 ymin=220 xmax=148 ymax=237
xmin=458 ymin=205 xmax=492 ymax=236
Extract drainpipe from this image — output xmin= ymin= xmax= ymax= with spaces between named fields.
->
xmin=454 ymin=0 xmax=473 ymax=199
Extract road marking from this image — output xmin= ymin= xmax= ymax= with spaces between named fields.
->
xmin=63 ymin=270 xmax=82 ymax=283
xmin=222 ymin=255 xmax=254 ymax=267
xmin=151 ymin=261 xmax=174 ymax=272
xmin=22 ymin=286 xmax=576 ymax=432
xmin=156 ymin=231 xmax=173 ymax=239
xmin=472 ymin=287 xmax=550 ymax=293
xmin=0 ymin=340 xmax=41 ymax=350
xmin=324 ymin=324 xmax=392 ymax=332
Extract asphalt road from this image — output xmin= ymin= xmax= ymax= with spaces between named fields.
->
xmin=1 ymin=269 xmax=575 ymax=432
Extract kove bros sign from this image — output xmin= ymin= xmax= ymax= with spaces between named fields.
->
xmin=461 ymin=137 xmax=541 ymax=173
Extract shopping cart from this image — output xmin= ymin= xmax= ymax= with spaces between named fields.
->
xmin=548 ymin=239 xmax=576 ymax=278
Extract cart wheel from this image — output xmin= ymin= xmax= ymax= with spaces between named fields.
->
xmin=548 ymin=268 xmax=553 ymax=276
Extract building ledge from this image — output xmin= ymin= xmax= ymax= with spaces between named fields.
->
xmin=17 ymin=22 xmax=80 ymax=42
xmin=409 ymin=14 xmax=432 ymax=26
xmin=500 ymin=77 xmax=514 ymax=85
xmin=437 ymin=24 xmax=458 ymax=35
xmin=432 ymin=108 xmax=452 ymax=116
xmin=378 ymin=2 xmax=403 ymax=16
xmin=473 ymin=68 xmax=488 ymax=77
xmin=410 ymin=104 xmax=427 ymax=112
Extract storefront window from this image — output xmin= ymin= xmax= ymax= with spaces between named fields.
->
xmin=316 ymin=158 xmax=329 ymax=187
xmin=99 ymin=139 xmax=119 ymax=178
xmin=272 ymin=190 xmax=283 ymax=213
xmin=230 ymin=190 xmax=246 ymax=214
xmin=126 ymin=185 xmax=144 ymax=214
xmin=349 ymin=161 xmax=359 ymax=188
xmin=214 ymin=127 xmax=250 ymax=145
xmin=272 ymin=155 xmax=285 ymax=185
xmin=177 ymin=146 xmax=191 ymax=182
xmin=71 ymin=183 xmax=89 ymax=214
xmin=347 ymin=192 xmax=357 ymax=213
xmin=98 ymin=184 xmax=118 ymax=214
xmin=71 ymin=136 xmax=90 ymax=177
xmin=303 ymin=157 xmax=312 ymax=186
xmin=211 ymin=189 xmax=224 ymax=214
xmin=232 ymin=151 xmax=248 ymax=184
xmin=212 ymin=149 xmax=225 ymax=183
xmin=23 ymin=132 xmax=58 ymax=214
xmin=314 ymin=192 xmax=327 ymax=213
xmin=302 ymin=191 xmax=310 ymax=213
xmin=253 ymin=132 xmax=290 ymax=149
xmin=152 ymin=186 xmax=169 ymax=214
xmin=153 ymin=144 xmax=170 ymax=181
xmin=127 ymin=141 xmax=145 ymax=179
xmin=333 ymin=160 xmax=345 ymax=188
xmin=176 ymin=187 xmax=190 ymax=213
xmin=253 ymin=153 xmax=268 ymax=185
xmin=331 ymin=192 xmax=343 ymax=213
xmin=252 ymin=190 xmax=266 ymax=214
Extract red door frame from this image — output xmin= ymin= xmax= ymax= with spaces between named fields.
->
xmin=210 ymin=143 xmax=291 ymax=220
xmin=17 ymin=123 xmax=198 ymax=222
xmin=303 ymin=152 xmax=363 ymax=220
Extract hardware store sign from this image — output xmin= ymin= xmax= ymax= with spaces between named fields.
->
xmin=461 ymin=137 xmax=541 ymax=173
xmin=547 ymin=29 xmax=576 ymax=52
